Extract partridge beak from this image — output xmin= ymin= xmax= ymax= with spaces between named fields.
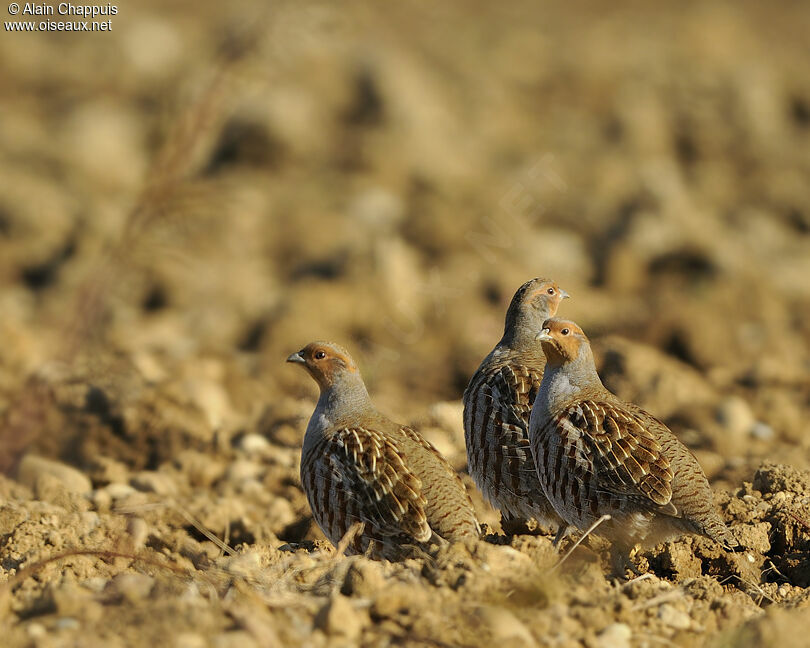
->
xmin=535 ymin=328 xmax=553 ymax=342
xmin=559 ymin=288 xmax=570 ymax=300
xmin=286 ymin=351 xmax=306 ymax=364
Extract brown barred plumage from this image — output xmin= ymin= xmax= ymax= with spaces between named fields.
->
xmin=463 ymin=278 xmax=569 ymax=533
xmin=290 ymin=341 xmax=480 ymax=559
xmin=529 ymin=318 xmax=738 ymax=573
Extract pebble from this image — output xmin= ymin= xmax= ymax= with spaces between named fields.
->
xmin=315 ymin=594 xmax=368 ymax=640
xmin=596 ymin=623 xmax=632 ymax=648
xmin=91 ymin=488 xmax=112 ymax=513
xmin=81 ymin=511 xmax=100 ymax=529
xmin=211 ymin=631 xmax=259 ymax=648
xmin=238 ymin=433 xmax=271 ymax=454
xmin=658 ymin=604 xmax=691 ymax=630
xmin=127 ymin=516 xmax=149 ymax=552
xmin=131 ymin=471 xmax=178 ymax=496
xmin=53 ymin=584 xmax=104 ymax=622
xmin=108 ymin=573 xmax=155 ymax=602
xmin=750 ymin=422 xmax=775 ymax=441
xmin=175 ymin=633 xmax=208 ymax=648
xmin=81 ymin=577 xmax=109 ymax=593
xmin=0 ymin=504 xmax=29 ymax=535
xmin=54 ymin=617 xmax=80 ymax=631
xmin=716 ymin=396 xmax=754 ymax=438
xmin=104 ymin=483 xmax=137 ymax=500
xmin=226 ymin=550 xmax=262 ymax=578
xmin=341 ymin=559 xmax=385 ymax=598
xmin=265 ymin=497 xmax=296 ymax=528
xmin=226 ymin=460 xmax=263 ymax=484
xmin=477 ymin=606 xmax=537 ymax=646
xmin=17 ymin=455 xmax=92 ymax=495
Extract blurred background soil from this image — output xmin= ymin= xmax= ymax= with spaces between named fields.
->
xmin=1 ymin=1 xmax=809 ymax=646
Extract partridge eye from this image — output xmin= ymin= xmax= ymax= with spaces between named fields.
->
xmin=314 ymin=351 xmax=326 ymax=360
xmin=547 ymin=288 xmax=555 ymax=295
xmin=561 ymin=328 xmax=570 ymax=335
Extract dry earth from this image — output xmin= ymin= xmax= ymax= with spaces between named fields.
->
xmin=1 ymin=1 xmax=810 ymax=646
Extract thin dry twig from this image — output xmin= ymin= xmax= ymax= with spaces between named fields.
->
xmin=0 ymin=548 xmax=216 ymax=598
xmin=171 ymin=504 xmax=238 ymax=557
xmin=630 ymin=589 xmax=685 ymax=612
xmin=333 ymin=521 xmax=365 ymax=560
xmin=113 ymin=499 xmax=237 ymax=557
xmin=787 ymin=511 xmax=810 ymax=532
xmin=721 ymin=574 xmax=775 ymax=606
xmin=551 ymin=514 xmax=611 ymax=572
xmin=621 ymin=572 xmax=656 ymax=589
xmin=0 ymin=26 xmax=258 ymax=476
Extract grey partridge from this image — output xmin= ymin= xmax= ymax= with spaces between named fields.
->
xmin=463 ymin=277 xmax=570 ymax=538
xmin=288 ymin=341 xmax=481 ymax=559
xmin=529 ymin=318 xmax=738 ymax=574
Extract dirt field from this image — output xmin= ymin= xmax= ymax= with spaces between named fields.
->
xmin=1 ymin=1 xmax=810 ymax=646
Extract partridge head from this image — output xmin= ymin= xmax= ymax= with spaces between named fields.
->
xmin=287 ymin=341 xmax=359 ymax=389
xmin=502 ymin=278 xmax=569 ymax=346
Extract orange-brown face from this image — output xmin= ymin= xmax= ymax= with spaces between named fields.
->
xmin=535 ymin=318 xmax=588 ymax=365
xmin=519 ymin=278 xmax=569 ymax=317
xmin=286 ymin=341 xmax=358 ymax=388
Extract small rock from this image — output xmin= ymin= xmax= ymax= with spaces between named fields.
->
xmin=238 ymin=433 xmax=271 ymax=454
xmin=349 ymin=187 xmax=404 ymax=232
xmin=315 ymin=594 xmax=368 ymax=640
xmin=225 ymin=550 xmax=261 ymax=578
xmin=0 ymin=503 xmax=30 ymax=535
xmin=750 ymin=422 xmax=774 ymax=441
xmin=27 ymin=623 xmax=47 ymax=638
xmin=185 ymin=374 xmax=233 ymax=430
xmin=658 ymin=604 xmax=691 ymax=630
xmin=226 ymin=460 xmax=263 ymax=484
xmin=104 ymin=483 xmax=137 ymax=500
xmin=127 ymin=517 xmax=149 ymax=552
xmin=54 ymin=618 xmax=80 ymax=631
xmin=17 ymin=455 xmax=92 ymax=494
xmin=211 ymin=631 xmax=259 ymax=648
xmin=52 ymin=583 xmax=98 ymax=618
xmin=81 ymin=578 xmax=108 ymax=593
xmin=107 ymin=573 xmax=155 ymax=603
xmin=32 ymin=473 xmax=78 ymax=507
xmin=266 ymin=497 xmax=296 ymax=530
xmin=174 ymin=633 xmax=208 ymax=648
xmin=176 ymin=451 xmax=225 ymax=488
xmin=91 ymin=488 xmax=112 ymax=513
xmin=131 ymin=471 xmax=177 ymax=495
xmin=596 ymin=623 xmax=632 ymax=648
xmin=341 ymin=558 xmax=385 ymax=598
xmin=735 ymin=522 xmax=771 ymax=554
xmin=478 ymin=606 xmax=537 ymax=646
xmin=81 ymin=511 xmax=100 ymax=529
xmin=92 ymin=456 xmax=131 ymax=485
xmin=716 ymin=396 xmax=755 ymax=439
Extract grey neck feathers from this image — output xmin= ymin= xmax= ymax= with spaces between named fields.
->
xmin=534 ymin=344 xmax=603 ymax=414
xmin=500 ymin=303 xmax=552 ymax=354
xmin=304 ymin=371 xmax=376 ymax=449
